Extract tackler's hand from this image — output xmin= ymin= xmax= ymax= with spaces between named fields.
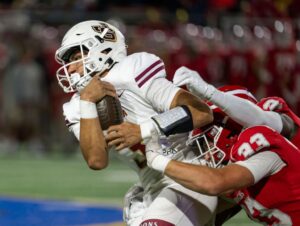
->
xmin=173 ymin=66 xmax=211 ymax=99
xmin=106 ymin=122 xmax=142 ymax=151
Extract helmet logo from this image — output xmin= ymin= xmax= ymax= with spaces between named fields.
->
xmin=92 ymin=23 xmax=117 ymax=42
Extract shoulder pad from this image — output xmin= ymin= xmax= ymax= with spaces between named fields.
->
xmin=130 ymin=52 xmax=166 ymax=88
xmin=231 ymin=126 xmax=279 ymax=162
xmin=102 ymin=52 xmax=166 ymax=90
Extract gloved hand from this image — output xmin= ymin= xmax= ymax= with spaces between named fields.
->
xmin=173 ymin=66 xmax=216 ymax=100
xmin=145 ymin=130 xmax=171 ymax=173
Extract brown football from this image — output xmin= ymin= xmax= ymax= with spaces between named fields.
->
xmin=96 ymin=96 xmax=124 ymax=130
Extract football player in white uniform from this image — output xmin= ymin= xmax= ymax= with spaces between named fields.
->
xmin=55 ymin=20 xmax=217 ymax=226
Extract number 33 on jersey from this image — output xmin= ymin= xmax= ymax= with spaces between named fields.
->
xmin=230 ymin=125 xmax=300 ymax=225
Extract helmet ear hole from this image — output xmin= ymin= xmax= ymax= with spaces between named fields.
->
xmin=106 ymin=58 xmax=114 ymax=66
xmin=101 ymin=48 xmax=112 ymax=54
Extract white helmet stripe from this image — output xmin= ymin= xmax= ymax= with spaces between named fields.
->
xmin=210 ymin=104 xmax=218 ymax=110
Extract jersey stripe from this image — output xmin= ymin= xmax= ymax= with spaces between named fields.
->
xmin=137 ymin=65 xmax=165 ymax=88
xmin=135 ymin=60 xmax=162 ymax=82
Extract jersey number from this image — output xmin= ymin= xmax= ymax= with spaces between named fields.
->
xmin=238 ymin=133 xmax=270 ymax=158
xmin=262 ymin=99 xmax=280 ymax=111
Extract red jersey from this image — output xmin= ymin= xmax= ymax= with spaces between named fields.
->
xmin=229 ymin=126 xmax=300 ymax=225
xmin=257 ymin=96 xmax=300 ymax=149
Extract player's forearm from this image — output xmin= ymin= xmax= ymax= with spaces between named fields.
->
xmin=165 ymin=161 xmax=254 ymax=196
xmin=79 ymin=99 xmax=109 ymax=170
xmin=80 ymin=118 xmax=108 ymax=170
xmin=210 ymin=89 xmax=283 ymax=132
xmin=188 ymin=103 xmax=213 ymax=129
xmin=171 ymin=89 xmax=213 ymax=128
xmin=165 ymin=160 xmax=225 ymax=196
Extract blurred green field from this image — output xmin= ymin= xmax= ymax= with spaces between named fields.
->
xmin=0 ymin=153 xmax=258 ymax=225
xmin=0 ymin=153 xmax=137 ymax=205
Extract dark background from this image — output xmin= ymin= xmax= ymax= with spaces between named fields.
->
xmin=0 ymin=0 xmax=299 ymax=156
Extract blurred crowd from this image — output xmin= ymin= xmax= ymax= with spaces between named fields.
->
xmin=0 ymin=0 xmax=300 ymax=155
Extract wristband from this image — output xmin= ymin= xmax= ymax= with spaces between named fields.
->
xmin=80 ymin=100 xmax=98 ymax=119
xmin=151 ymin=155 xmax=172 ymax=173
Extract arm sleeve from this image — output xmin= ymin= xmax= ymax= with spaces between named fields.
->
xmin=234 ymin=151 xmax=286 ymax=184
xmin=210 ymin=89 xmax=283 ymax=132
xmin=145 ymin=78 xmax=180 ymax=112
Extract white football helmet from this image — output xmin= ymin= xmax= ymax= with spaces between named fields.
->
xmin=55 ymin=20 xmax=127 ymax=93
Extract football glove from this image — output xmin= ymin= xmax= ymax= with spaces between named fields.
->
xmin=173 ymin=66 xmax=216 ymax=100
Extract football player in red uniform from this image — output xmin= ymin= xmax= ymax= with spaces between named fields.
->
xmin=173 ymin=66 xmax=300 ymax=149
xmin=145 ymin=103 xmax=300 ymax=225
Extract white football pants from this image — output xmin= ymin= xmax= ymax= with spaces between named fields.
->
xmin=129 ymin=184 xmax=217 ymax=226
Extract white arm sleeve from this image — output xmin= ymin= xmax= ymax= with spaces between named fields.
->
xmin=235 ymin=151 xmax=286 ymax=184
xmin=210 ymin=89 xmax=283 ymax=132
xmin=145 ymin=77 xmax=180 ymax=112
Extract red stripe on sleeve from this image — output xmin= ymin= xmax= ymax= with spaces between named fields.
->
xmin=137 ymin=65 xmax=165 ymax=88
xmin=135 ymin=60 xmax=162 ymax=82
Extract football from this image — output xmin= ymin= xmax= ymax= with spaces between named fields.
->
xmin=96 ymin=95 xmax=124 ymax=130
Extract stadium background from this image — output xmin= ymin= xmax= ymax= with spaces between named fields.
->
xmin=0 ymin=0 xmax=299 ymax=225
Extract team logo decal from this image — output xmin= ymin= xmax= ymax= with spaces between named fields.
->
xmin=92 ymin=23 xmax=117 ymax=42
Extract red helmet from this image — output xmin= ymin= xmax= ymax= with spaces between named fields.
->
xmin=217 ymin=85 xmax=257 ymax=103
xmin=187 ymin=85 xmax=257 ymax=167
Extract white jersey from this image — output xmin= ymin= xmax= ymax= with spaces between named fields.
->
xmin=63 ymin=52 xmax=196 ymax=194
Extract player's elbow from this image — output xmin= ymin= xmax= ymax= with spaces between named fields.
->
xmin=87 ymin=156 xmax=108 ymax=170
xmin=85 ymin=147 xmax=108 ymax=170
xmin=80 ymin=144 xmax=108 ymax=170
